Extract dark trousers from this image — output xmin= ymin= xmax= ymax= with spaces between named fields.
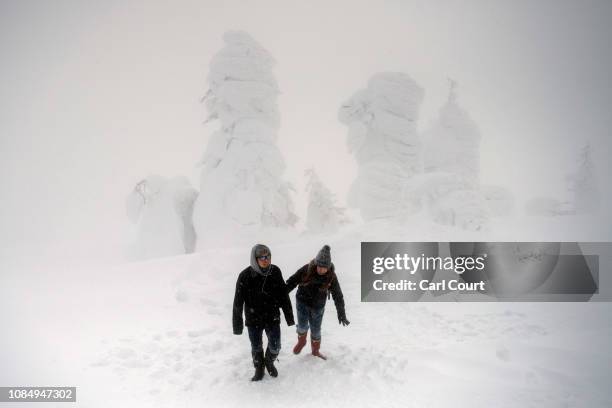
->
xmin=247 ymin=323 xmax=281 ymax=354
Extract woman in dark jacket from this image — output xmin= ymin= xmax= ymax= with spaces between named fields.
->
xmin=286 ymin=245 xmax=350 ymax=360
xmin=233 ymin=244 xmax=295 ymax=381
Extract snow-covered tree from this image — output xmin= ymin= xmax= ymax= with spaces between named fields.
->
xmin=429 ymin=188 xmax=487 ymax=231
xmin=399 ymin=171 xmax=487 ymax=230
xmin=126 ymin=175 xmax=198 ymax=259
xmin=423 ymin=79 xmax=481 ymax=187
xmin=304 ymin=168 xmax=348 ymax=233
xmin=421 ymin=80 xmax=487 ymax=230
xmin=566 ymin=142 xmax=600 ymax=214
xmin=192 ymin=31 xmax=297 ymax=239
xmin=338 ymin=72 xmax=424 ymax=220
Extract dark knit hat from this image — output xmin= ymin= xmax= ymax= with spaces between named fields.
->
xmin=315 ymin=245 xmax=332 ymax=268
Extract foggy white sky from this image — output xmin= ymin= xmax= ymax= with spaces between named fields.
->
xmin=1 ymin=0 xmax=611 ymax=259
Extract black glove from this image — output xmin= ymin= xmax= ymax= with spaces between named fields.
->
xmin=338 ymin=315 xmax=350 ymax=326
xmin=287 ymin=317 xmax=295 ymax=327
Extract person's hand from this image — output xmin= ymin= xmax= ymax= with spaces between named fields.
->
xmin=287 ymin=318 xmax=295 ymax=327
xmin=338 ymin=316 xmax=350 ymax=326
xmin=233 ymin=329 xmax=243 ymax=335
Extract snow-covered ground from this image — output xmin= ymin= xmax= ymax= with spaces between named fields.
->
xmin=2 ymin=223 xmax=611 ymax=408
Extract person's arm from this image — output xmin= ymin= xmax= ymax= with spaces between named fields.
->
xmin=285 ymin=265 xmax=306 ymax=293
xmin=276 ymin=269 xmax=295 ymax=327
xmin=232 ymin=273 xmax=245 ymax=335
xmin=330 ymin=275 xmax=349 ymax=326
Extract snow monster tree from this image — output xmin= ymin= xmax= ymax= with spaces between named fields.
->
xmin=193 ymin=31 xmax=297 ymax=243
xmin=338 ymin=72 xmax=424 ymax=221
xmin=422 ymin=80 xmax=487 ymax=230
xmin=304 ymin=168 xmax=348 ymax=234
xmin=126 ymin=175 xmax=198 ymax=259
xmin=566 ymin=142 xmax=600 ymax=214
xmin=423 ymin=80 xmax=481 ymax=187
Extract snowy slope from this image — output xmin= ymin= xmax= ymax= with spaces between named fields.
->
xmin=2 ymin=228 xmax=612 ymax=408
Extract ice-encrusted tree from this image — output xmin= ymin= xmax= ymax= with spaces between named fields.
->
xmin=420 ymin=80 xmax=487 ymax=230
xmin=566 ymin=142 xmax=600 ymax=214
xmin=126 ymin=175 xmax=198 ymax=259
xmin=338 ymin=72 xmax=425 ymax=221
xmin=304 ymin=168 xmax=348 ymax=233
xmin=192 ymin=31 xmax=297 ymax=238
xmin=423 ymin=79 xmax=481 ymax=187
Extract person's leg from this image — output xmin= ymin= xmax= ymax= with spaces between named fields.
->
xmin=310 ymin=306 xmax=325 ymax=340
xmin=310 ymin=306 xmax=327 ymax=360
xmin=293 ymin=299 xmax=309 ymax=354
xmin=265 ymin=323 xmax=281 ymax=354
xmin=295 ymin=299 xmax=309 ymax=335
xmin=263 ymin=323 xmax=281 ymax=377
xmin=247 ymin=326 xmax=265 ymax=381
xmin=247 ymin=326 xmax=264 ymax=353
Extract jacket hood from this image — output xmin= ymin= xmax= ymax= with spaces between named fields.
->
xmin=250 ymin=244 xmax=272 ymax=276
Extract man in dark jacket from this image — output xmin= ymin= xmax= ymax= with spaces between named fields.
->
xmin=233 ymin=244 xmax=295 ymax=381
xmin=286 ymin=245 xmax=349 ymax=360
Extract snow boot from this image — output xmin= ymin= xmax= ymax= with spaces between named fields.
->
xmin=293 ymin=332 xmax=308 ymax=354
xmin=264 ymin=348 xmax=278 ymax=377
xmin=311 ymin=338 xmax=327 ymax=360
xmin=251 ymin=350 xmax=265 ymax=381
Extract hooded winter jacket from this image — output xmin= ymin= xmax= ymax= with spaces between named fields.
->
xmin=232 ymin=262 xmax=295 ymax=335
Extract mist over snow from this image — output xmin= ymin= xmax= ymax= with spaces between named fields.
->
xmin=2 ymin=0 xmax=611 ymax=267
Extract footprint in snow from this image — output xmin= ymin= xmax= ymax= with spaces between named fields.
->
xmin=496 ymin=346 xmax=510 ymax=361
xmin=206 ymin=308 xmax=223 ymax=316
xmin=90 ymin=358 xmax=110 ymax=367
xmin=175 ymin=290 xmax=189 ymax=302
xmin=115 ymin=348 xmax=136 ymax=359
xmin=123 ymin=358 xmax=152 ymax=369
xmin=187 ymin=328 xmax=214 ymax=337
xmin=200 ymin=298 xmax=218 ymax=307
xmin=149 ymin=368 xmax=169 ymax=379
xmin=190 ymin=367 xmax=205 ymax=380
